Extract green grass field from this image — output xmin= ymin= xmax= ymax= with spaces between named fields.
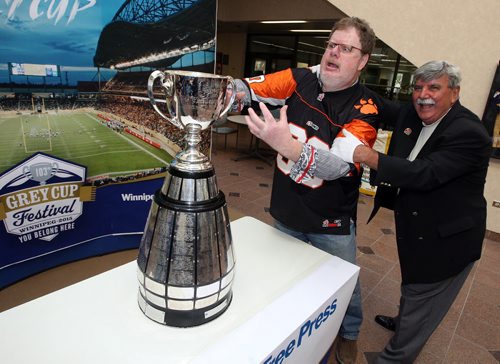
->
xmin=0 ymin=112 xmax=173 ymax=178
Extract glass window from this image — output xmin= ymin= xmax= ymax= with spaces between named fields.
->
xmin=296 ymin=35 xmax=326 ymax=67
xmin=362 ymin=39 xmax=417 ymax=101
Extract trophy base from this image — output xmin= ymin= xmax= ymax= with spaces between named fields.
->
xmin=136 ymin=164 xmax=235 ymax=327
xmin=137 ymin=289 xmax=233 ymax=327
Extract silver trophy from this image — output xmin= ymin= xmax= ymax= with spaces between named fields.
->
xmin=137 ymin=70 xmax=236 ymax=327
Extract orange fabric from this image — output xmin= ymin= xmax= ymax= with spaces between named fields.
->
xmin=341 ymin=119 xmax=378 ymax=147
xmin=354 ymin=98 xmax=379 ymax=115
xmin=245 ymin=68 xmax=297 ymax=100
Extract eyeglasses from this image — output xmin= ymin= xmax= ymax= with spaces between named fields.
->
xmin=324 ymin=41 xmax=363 ymax=54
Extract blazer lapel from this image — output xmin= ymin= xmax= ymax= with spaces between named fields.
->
xmin=392 ymin=106 xmax=422 ymax=159
xmin=368 ymin=104 xmax=421 ymax=223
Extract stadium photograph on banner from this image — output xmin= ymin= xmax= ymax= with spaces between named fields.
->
xmin=0 ymin=0 xmax=217 ymax=288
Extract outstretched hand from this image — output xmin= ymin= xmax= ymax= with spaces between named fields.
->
xmin=245 ymin=103 xmax=301 ymax=161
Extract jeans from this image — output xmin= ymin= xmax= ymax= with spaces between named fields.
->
xmin=274 ymin=220 xmax=362 ymax=340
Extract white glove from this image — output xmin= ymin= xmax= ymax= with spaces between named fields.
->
xmin=330 ymin=129 xmax=363 ymax=163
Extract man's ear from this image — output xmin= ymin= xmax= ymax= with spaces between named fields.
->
xmin=358 ymin=53 xmax=369 ymax=71
xmin=451 ymin=86 xmax=460 ymax=103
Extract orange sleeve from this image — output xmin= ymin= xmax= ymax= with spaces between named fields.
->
xmin=244 ymin=68 xmax=297 ymax=103
xmin=342 ymin=119 xmax=378 ymax=148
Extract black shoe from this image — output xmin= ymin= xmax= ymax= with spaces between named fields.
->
xmin=375 ymin=315 xmax=396 ymax=332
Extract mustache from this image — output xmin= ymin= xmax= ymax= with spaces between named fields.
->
xmin=416 ymin=98 xmax=435 ymax=106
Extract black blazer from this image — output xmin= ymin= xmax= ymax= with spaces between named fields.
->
xmin=371 ymin=101 xmax=491 ymax=284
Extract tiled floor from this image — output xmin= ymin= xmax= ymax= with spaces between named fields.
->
xmin=1 ymin=131 xmax=499 ymax=363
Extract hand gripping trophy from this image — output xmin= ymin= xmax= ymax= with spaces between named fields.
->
xmin=137 ymin=70 xmax=236 ymax=327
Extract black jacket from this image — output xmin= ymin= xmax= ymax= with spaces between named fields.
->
xmin=371 ymin=101 xmax=491 ymax=284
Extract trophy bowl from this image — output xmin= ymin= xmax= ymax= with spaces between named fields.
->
xmin=137 ymin=70 xmax=236 ymax=327
xmin=147 ymin=70 xmax=236 ymax=171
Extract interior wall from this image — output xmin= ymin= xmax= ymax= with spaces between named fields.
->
xmin=217 ymin=0 xmax=345 ymax=22
xmin=216 ymin=32 xmax=246 ymax=78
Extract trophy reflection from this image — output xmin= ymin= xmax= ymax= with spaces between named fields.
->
xmin=136 ymin=70 xmax=236 ymax=327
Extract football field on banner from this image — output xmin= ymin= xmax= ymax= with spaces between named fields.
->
xmin=0 ymin=112 xmax=172 ymax=178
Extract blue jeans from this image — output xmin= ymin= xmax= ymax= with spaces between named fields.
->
xmin=275 ymin=220 xmax=362 ymax=340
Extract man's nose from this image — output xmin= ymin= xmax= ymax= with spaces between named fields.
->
xmin=418 ymin=86 xmax=431 ymax=98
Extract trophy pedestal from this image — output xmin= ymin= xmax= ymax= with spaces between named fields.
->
xmin=136 ymin=165 xmax=235 ymax=327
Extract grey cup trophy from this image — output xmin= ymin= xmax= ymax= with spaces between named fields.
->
xmin=137 ymin=70 xmax=236 ymax=327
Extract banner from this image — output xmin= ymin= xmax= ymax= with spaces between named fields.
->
xmin=0 ymin=0 xmax=217 ymax=288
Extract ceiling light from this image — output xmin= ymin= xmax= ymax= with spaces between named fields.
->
xmin=261 ymin=20 xmax=307 ymax=24
xmin=290 ymin=29 xmax=331 ymax=33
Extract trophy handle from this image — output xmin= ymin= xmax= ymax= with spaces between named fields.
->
xmin=147 ymin=70 xmax=183 ymax=129
xmin=219 ymin=76 xmax=237 ymax=118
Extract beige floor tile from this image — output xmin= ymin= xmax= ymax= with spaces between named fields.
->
xmin=444 ymin=335 xmax=499 ymax=364
xmin=370 ymin=276 xmax=402 ymax=305
xmin=357 ymin=253 xmax=395 ymax=276
xmin=474 ymin=265 xmax=500 ymax=290
xmin=468 ymin=280 xmax=500 ymax=307
xmin=456 ymin=313 xmax=500 ymax=350
xmin=439 ymin=302 xmax=464 ymax=332
xmin=370 ymin=237 xmax=399 ymax=263
xmin=385 ymin=264 xmax=402 ymax=283
xmin=421 ymin=325 xmax=453 ymax=360
xmin=413 ymin=351 xmax=443 ymax=364
xmin=462 ymin=294 xmax=500 ymax=327
xmin=477 ymin=253 xmax=500 ymax=275
xmin=359 ymin=267 xmax=384 ymax=298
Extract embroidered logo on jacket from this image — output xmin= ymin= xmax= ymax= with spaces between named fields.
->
xmin=354 ymin=98 xmax=378 ymax=115
xmin=322 ymin=219 xmax=342 ymax=228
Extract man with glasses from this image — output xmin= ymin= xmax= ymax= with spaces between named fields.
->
xmin=236 ymin=17 xmax=390 ymax=364
xmin=343 ymin=60 xmax=491 ymax=362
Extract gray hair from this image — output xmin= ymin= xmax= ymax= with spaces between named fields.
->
xmin=413 ymin=61 xmax=462 ymax=88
